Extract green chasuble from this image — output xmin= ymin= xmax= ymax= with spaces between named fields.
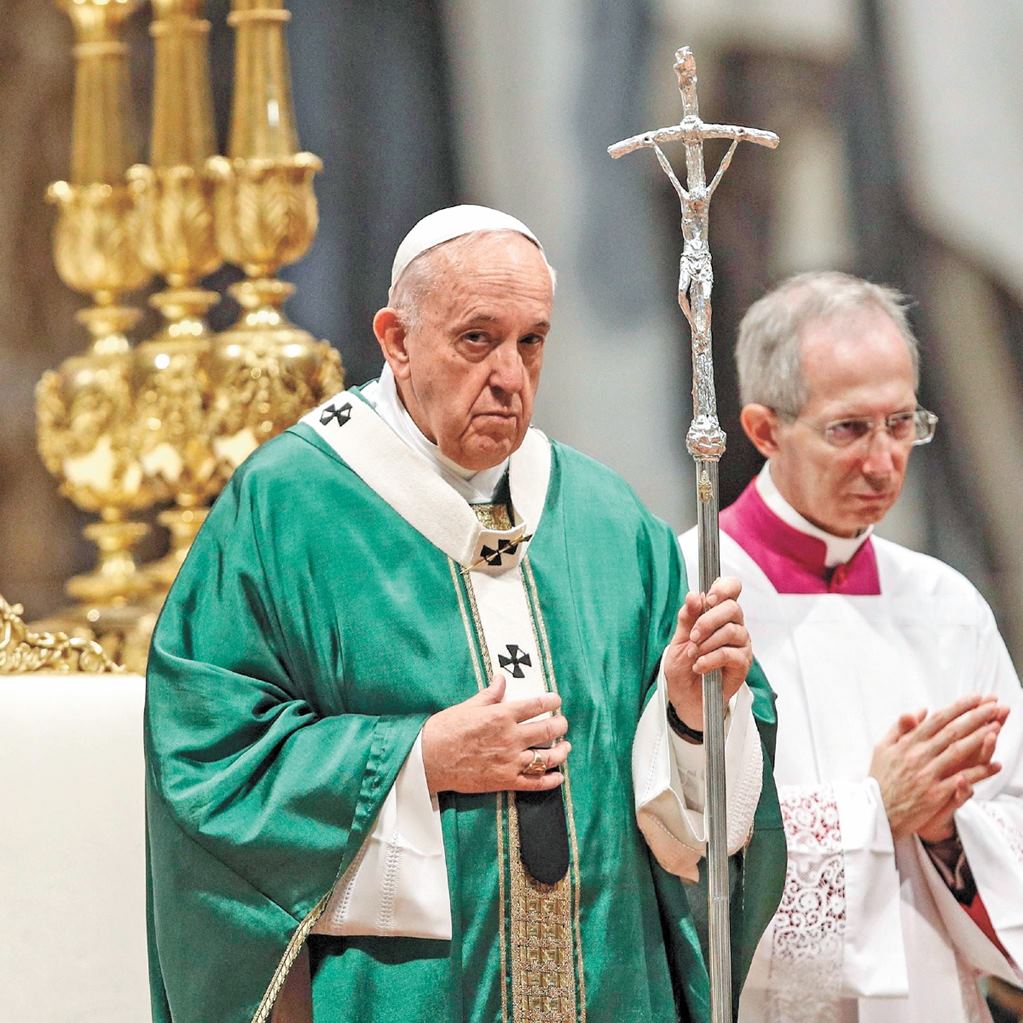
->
xmin=145 ymin=387 xmax=785 ymax=1023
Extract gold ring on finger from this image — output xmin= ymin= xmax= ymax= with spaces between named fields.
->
xmin=522 ymin=748 xmax=548 ymax=777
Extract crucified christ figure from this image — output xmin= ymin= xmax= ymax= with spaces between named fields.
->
xmin=651 ymin=136 xmax=738 ymax=331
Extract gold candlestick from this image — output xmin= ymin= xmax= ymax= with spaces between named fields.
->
xmin=38 ymin=0 xmax=158 ymax=623
xmin=128 ymin=0 xmax=223 ymax=591
xmin=206 ymin=0 xmax=342 ymax=473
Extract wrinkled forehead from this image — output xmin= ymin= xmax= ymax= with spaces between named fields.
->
xmin=388 ymin=230 xmax=549 ymax=311
xmin=393 ymin=231 xmax=555 ymax=329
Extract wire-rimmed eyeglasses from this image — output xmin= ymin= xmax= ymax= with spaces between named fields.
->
xmin=777 ymin=407 xmax=938 ymax=449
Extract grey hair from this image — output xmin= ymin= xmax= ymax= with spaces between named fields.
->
xmin=735 ymin=271 xmax=920 ymax=413
xmin=388 ymin=229 xmax=557 ymax=331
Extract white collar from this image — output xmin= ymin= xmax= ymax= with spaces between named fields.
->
xmin=756 ymin=462 xmax=873 ymax=568
xmin=360 ymin=364 xmax=510 ymax=504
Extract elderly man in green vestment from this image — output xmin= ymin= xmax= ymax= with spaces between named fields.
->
xmin=144 ymin=205 xmax=786 ymax=1023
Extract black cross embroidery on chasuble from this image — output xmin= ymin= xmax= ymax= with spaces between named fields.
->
xmin=480 ymin=537 xmax=521 ymax=567
xmin=498 ymin=644 xmax=532 ymax=679
xmin=320 ymin=402 xmax=352 ymax=428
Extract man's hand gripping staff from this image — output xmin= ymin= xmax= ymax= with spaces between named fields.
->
xmin=421 ymin=575 xmax=754 ymax=794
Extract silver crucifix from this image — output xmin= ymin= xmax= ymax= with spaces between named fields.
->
xmin=609 ymin=46 xmax=779 ymax=1023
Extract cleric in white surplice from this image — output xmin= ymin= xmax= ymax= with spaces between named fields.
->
xmin=681 ymin=272 xmax=1023 ymax=1023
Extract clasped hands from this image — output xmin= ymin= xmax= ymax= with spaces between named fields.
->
xmin=422 ymin=577 xmax=753 ymax=795
xmin=870 ymin=693 xmax=1010 ymax=843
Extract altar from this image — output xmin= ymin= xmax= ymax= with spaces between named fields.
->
xmin=0 ymin=674 xmax=150 ymax=1021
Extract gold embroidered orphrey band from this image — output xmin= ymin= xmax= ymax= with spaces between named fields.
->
xmin=508 ymin=795 xmax=579 ymax=1021
xmin=462 ymin=501 xmax=583 ymax=1023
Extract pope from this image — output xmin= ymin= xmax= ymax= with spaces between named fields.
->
xmin=144 ymin=205 xmax=787 ymax=1023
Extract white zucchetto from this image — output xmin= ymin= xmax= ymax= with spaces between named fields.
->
xmin=389 ymin=204 xmax=543 ymax=291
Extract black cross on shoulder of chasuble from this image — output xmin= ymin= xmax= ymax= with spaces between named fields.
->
xmin=320 ymin=402 xmax=352 ymax=428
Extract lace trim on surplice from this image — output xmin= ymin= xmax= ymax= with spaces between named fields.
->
xmin=765 ymin=784 xmax=847 ymax=1023
xmin=728 ymin=728 xmax=764 ymax=854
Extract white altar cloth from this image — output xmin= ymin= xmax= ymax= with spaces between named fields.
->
xmin=0 ymin=673 xmax=149 ymax=1022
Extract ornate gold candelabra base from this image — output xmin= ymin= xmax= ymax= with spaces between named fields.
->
xmin=30 ymin=602 xmax=155 ymax=677
xmin=66 ymin=519 xmax=152 ymax=605
xmin=36 ymin=301 xmax=161 ymax=621
xmin=134 ymin=288 xmax=218 ymax=484
xmin=210 ymin=277 xmax=344 ymax=472
xmin=31 ymin=517 xmax=158 ymax=676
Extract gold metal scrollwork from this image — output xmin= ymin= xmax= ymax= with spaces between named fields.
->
xmin=0 ymin=594 xmax=123 ymax=675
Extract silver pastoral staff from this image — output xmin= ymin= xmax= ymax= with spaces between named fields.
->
xmin=608 ymin=46 xmax=779 ymax=1023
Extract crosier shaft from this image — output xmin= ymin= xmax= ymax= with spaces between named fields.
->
xmin=608 ymin=44 xmax=779 ymax=1023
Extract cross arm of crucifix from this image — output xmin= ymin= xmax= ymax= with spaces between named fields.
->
xmin=610 ymin=119 xmax=779 ymax=206
xmin=607 ymin=119 xmax=779 ymax=161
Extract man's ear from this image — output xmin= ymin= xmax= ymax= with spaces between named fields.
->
xmin=739 ymin=403 xmax=782 ymax=458
xmin=373 ymin=308 xmax=411 ymax=381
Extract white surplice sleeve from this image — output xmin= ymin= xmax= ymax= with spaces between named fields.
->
xmin=953 ymin=592 xmax=1023 ymax=972
xmin=965 ymin=795 xmax=1023 ymax=970
xmin=633 ymin=662 xmax=763 ymax=882
xmin=311 ymin=733 xmax=451 ymax=940
xmin=743 ymin=777 xmax=909 ymax=1008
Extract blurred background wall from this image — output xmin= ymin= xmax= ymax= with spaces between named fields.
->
xmin=2 ymin=0 xmax=1023 ymax=662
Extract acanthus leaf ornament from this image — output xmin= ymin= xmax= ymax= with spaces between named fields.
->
xmin=204 ymin=0 xmax=343 ymax=477
xmin=206 ymin=153 xmax=323 ymax=277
